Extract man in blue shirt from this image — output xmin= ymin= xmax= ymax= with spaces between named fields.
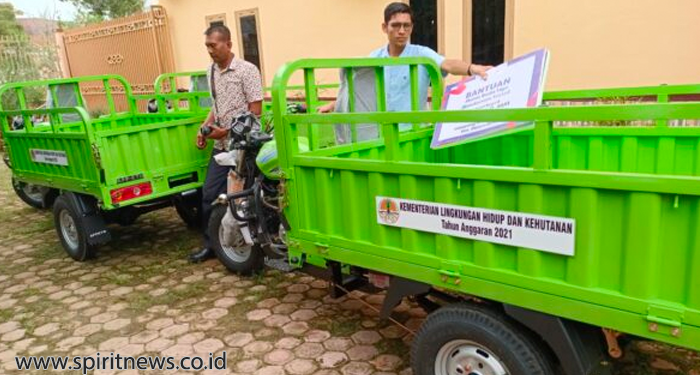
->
xmin=319 ymin=2 xmax=490 ymax=115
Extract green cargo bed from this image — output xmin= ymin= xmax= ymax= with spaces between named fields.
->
xmin=270 ymin=57 xmax=700 ymax=353
xmin=1 ymin=75 xmax=210 ymax=209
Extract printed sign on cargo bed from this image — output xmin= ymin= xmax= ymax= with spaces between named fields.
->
xmin=431 ymin=48 xmax=550 ymax=149
xmin=30 ymin=149 xmax=68 ymax=166
xmin=376 ymin=196 xmax=575 ymax=256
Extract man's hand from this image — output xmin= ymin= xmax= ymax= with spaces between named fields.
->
xmin=206 ymin=125 xmax=228 ymax=140
xmin=469 ymin=64 xmax=492 ymax=80
xmin=441 ymin=60 xmax=492 ymax=79
xmin=195 ymin=121 xmax=211 ymax=149
xmin=317 ymin=101 xmax=335 ymax=113
xmin=196 ymin=133 xmax=207 ymax=149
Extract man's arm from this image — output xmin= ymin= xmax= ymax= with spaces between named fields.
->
xmin=243 ymin=64 xmax=264 ymax=116
xmin=248 ymin=100 xmax=262 ymax=116
xmin=202 ymin=66 xmax=216 ymax=127
xmin=318 ymin=100 xmax=336 ymax=113
xmin=203 ymin=108 xmax=215 ymax=126
xmin=441 ymin=59 xmax=491 ymax=79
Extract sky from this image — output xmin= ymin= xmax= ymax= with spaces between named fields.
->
xmin=7 ymin=0 xmax=154 ymax=21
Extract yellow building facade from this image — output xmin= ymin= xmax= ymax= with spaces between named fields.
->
xmin=156 ymin=0 xmax=700 ymax=90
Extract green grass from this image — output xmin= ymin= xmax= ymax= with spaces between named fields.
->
xmin=0 ymin=308 xmax=14 ymax=321
xmin=15 ymin=216 xmax=54 ymax=236
xmin=32 ymin=243 xmax=63 ymax=263
xmin=21 ymin=287 xmax=42 ymax=297
xmin=101 ymin=270 xmax=135 ymax=286
xmin=309 ymin=315 xmax=363 ymax=337
xmin=123 ymin=280 xmax=210 ymax=313
xmin=123 ymin=291 xmax=153 ymax=313
xmin=129 ymin=263 xmax=172 ymax=281
xmin=0 ymin=206 xmax=15 ymax=225
xmin=21 ymin=297 xmax=54 ymax=317
xmin=19 ymin=317 xmax=38 ymax=333
xmin=376 ymin=338 xmax=410 ymax=362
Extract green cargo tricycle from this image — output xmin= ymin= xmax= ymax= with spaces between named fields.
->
xmin=0 ymin=75 xmax=211 ymax=260
xmin=252 ymin=57 xmax=700 ymax=375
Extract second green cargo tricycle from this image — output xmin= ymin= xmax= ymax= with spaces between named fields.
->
xmin=0 ymin=75 xmax=211 ymax=260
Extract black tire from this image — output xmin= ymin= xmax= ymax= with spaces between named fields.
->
xmin=12 ymin=178 xmax=58 ymax=209
xmin=412 ymin=304 xmax=556 ymax=375
xmin=209 ymin=204 xmax=263 ymax=275
xmin=174 ymin=190 xmax=202 ymax=229
xmin=53 ymin=194 xmax=96 ymax=261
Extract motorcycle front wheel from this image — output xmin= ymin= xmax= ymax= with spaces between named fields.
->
xmin=208 ymin=205 xmax=264 ymax=275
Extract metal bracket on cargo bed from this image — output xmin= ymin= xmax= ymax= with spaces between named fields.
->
xmin=287 ymin=248 xmax=304 ymax=268
xmin=314 ymin=235 xmax=330 ymax=254
xmin=279 ymin=170 xmax=294 ymax=180
xmin=438 ymin=262 xmax=462 ymax=286
xmin=278 ymin=179 xmax=289 ymax=210
xmin=285 ymin=238 xmax=300 ymax=250
xmin=380 ymin=276 xmax=431 ymax=321
xmin=646 ymin=305 xmax=683 ymax=337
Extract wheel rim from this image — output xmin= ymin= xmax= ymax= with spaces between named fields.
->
xmin=59 ymin=209 xmax=79 ymax=251
xmin=219 ymin=222 xmax=252 ymax=263
xmin=21 ymin=183 xmax=47 ymax=202
xmin=435 ymin=339 xmax=509 ymax=375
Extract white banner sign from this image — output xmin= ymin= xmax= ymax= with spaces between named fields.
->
xmin=431 ymin=49 xmax=550 ymax=149
xmin=376 ymin=196 xmax=575 ymax=256
xmin=30 ymin=149 xmax=68 ymax=166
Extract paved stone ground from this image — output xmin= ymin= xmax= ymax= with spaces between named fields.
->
xmin=0 ymin=166 xmax=698 ymax=375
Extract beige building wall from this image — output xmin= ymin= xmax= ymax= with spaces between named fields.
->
xmin=441 ymin=0 xmax=465 ymax=86
xmin=511 ymin=0 xmax=700 ymax=90
xmin=157 ymin=0 xmax=390 ymax=88
xmin=158 ymin=0 xmax=700 ymax=91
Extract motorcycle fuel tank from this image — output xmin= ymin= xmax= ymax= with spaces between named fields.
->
xmin=256 ymin=137 xmax=309 ymax=180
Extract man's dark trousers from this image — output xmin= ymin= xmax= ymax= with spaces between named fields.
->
xmin=201 ymin=149 xmax=229 ymax=249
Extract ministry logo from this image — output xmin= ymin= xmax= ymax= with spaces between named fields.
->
xmin=378 ymin=198 xmax=400 ymax=224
